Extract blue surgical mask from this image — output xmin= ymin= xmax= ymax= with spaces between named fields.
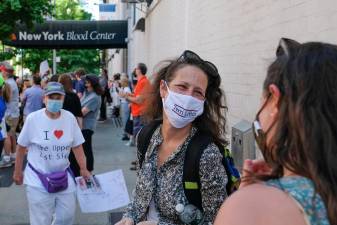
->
xmin=47 ymin=99 xmax=63 ymax=113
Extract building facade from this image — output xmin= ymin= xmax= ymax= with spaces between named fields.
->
xmin=123 ymin=0 xmax=337 ymax=129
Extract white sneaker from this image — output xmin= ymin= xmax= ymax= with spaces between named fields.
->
xmin=0 ymin=158 xmax=12 ymax=168
xmin=125 ymin=140 xmax=135 ymax=147
xmin=10 ymin=156 xmax=16 ymax=164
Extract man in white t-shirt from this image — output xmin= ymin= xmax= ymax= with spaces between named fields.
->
xmin=13 ymin=82 xmax=91 ymax=225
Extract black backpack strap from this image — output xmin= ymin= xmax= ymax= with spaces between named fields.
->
xmin=136 ymin=119 xmax=162 ymax=168
xmin=183 ymin=131 xmax=212 ymax=211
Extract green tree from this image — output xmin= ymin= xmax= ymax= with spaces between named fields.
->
xmin=54 ymin=0 xmax=100 ymax=74
xmin=0 ymin=0 xmax=52 ymax=63
xmin=20 ymin=0 xmax=100 ymax=74
xmin=21 ymin=49 xmax=51 ymax=73
xmin=0 ymin=0 xmax=52 ymax=41
xmin=0 ymin=45 xmax=17 ymax=62
xmin=55 ymin=0 xmax=91 ymax=20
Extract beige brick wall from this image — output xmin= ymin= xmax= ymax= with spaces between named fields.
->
xmin=129 ymin=0 xmax=337 ymax=128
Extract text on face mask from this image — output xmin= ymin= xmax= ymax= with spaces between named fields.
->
xmin=172 ymin=104 xmax=197 ymax=118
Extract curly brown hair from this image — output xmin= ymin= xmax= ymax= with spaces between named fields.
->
xmin=143 ymin=50 xmax=228 ymax=146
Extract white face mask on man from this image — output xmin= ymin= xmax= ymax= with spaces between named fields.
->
xmin=162 ymin=82 xmax=205 ymax=128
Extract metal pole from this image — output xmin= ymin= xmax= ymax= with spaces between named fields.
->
xmin=21 ymin=49 xmax=23 ymax=78
xmin=52 ymin=0 xmax=57 ymax=75
xmin=53 ymin=50 xmax=56 ymax=75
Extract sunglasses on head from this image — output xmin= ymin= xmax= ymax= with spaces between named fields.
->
xmin=177 ymin=50 xmax=220 ymax=77
xmin=276 ymin=38 xmax=300 ymax=58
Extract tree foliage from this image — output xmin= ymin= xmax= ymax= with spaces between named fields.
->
xmin=54 ymin=0 xmax=100 ymax=75
xmin=55 ymin=0 xmax=91 ymax=20
xmin=0 ymin=0 xmax=52 ymax=41
xmin=21 ymin=49 xmax=51 ymax=73
xmin=2 ymin=0 xmax=100 ymax=75
xmin=0 ymin=45 xmax=17 ymax=62
xmin=0 ymin=0 xmax=100 ymax=73
xmin=56 ymin=49 xmax=100 ymax=75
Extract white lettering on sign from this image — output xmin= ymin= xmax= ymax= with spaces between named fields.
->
xmin=19 ymin=32 xmax=42 ymax=41
xmin=42 ymin=31 xmax=64 ymax=41
xmin=19 ymin=31 xmax=65 ymax=41
xmin=66 ymin=31 xmax=89 ymax=40
xmin=89 ymin=31 xmax=116 ymax=40
xmin=17 ymin=31 xmax=117 ymax=41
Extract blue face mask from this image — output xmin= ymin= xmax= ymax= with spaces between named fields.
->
xmin=46 ymin=99 xmax=63 ymax=113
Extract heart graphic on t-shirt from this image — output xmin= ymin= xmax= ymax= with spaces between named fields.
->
xmin=54 ymin=130 xmax=64 ymax=139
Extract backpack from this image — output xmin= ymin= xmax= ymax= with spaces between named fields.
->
xmin=137 ymin=120 xmax=241 ymax=211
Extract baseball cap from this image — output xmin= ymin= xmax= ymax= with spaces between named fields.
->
xmin=0 ymin=61 xmax=14 ymax=73
xmin=44 ymin=82 xmax=65 ymax=96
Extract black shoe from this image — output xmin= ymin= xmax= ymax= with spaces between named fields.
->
xmin=131 ymin=160 xmax=137 ymax=165
xmin=122 ymin=136 xmax=130 ymax=141
xmin=130 ymin=166 xmax=137 ymax=171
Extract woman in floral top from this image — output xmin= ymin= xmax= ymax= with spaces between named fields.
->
xmin=215 ymin=39 xmax=336 ymax=225
xmin=116 ymin=51 xmax=228 ymax=225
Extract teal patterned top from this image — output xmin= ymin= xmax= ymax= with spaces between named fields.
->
xmin=265 ymin=176 xmax=330 ymax=225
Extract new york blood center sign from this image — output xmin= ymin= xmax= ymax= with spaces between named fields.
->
xmin=3 ymin=20 xmax=128 ymax=49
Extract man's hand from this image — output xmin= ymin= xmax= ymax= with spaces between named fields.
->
xmin=80 ymin=169 xmax=91 ymax=180
xmin=13 ymin=170 xmax=23 ymax=185
xmin=119 ymin=92 xmax=127 ymax=98
xmin=240 ymin=159 xmax=272 ymax=189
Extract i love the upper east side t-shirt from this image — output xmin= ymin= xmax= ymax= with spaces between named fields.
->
xmin=18 ymin=108 xmax=85 ymax=193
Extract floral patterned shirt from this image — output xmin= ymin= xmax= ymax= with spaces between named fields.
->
xmin=266 ymin=176 xmax=330 ymax=225
xmin=124 ymin=125 xmax=228 ymax=225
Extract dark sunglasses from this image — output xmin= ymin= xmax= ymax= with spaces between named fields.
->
xmin=276 ymin=38 xmax=300 ymax=58
xmin=177 ymin=50 xmax=220 ymax=77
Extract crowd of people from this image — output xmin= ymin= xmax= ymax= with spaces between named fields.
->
xmin=0 ymin=37 xmax=335 ymax=225
xmin=0 ymin=58 xmax=152 ymax=224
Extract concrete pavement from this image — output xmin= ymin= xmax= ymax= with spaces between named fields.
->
xmin=0 ymin=119 xmax=137 ymax=225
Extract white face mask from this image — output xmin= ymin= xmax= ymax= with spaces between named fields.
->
xmin=162 ymin=82 xmax=205 ymax=128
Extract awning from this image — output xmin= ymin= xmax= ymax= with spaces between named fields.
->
xmin=135 ymin=18 xmax=145 ymax=32
xmin=2 ymin=20 xmax=128 ymax=49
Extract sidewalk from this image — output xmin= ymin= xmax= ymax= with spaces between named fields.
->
xmin=0 ymin=120 xmax=137 ymax=225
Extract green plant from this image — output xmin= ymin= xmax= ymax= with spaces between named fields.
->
xmin=0 ymin=0 xmax=52 ymax=41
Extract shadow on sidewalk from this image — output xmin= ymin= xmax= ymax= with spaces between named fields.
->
xmin=0 ymin=165 xmax=14 ymax=187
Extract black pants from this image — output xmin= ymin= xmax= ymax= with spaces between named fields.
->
xmin=124 ymin=116 xmax=133 ymax=136
xmin=69 ymin=129 xmax=94 ymax=177
xmin=0 ymin=140 xmax=4 ymax=158
xmin=100 ymin=95 xmax=107 ymax=120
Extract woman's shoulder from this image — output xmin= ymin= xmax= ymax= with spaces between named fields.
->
xmin=266 ymin=176 xmax=329 ymax=225
xmin=214 ymin=183 xmax=307 ymax=225
xmin=66 ymin=91 xmax=78 ymax=97
xmin=198 ymin=142 xmax=226 ymax=179
xmin=83 ymin=91 xmax=99 ymax=100
xmin=92 ymin=92 xmax=101 ymax=99
xmin=200 ymin=142 xmax=222 ymax=159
